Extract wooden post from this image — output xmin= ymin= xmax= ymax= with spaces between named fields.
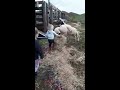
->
xmin=46 ymin=3 xmax=49 ymax=27
xmin=43 ymin=1 xmax=47 ymax=32
xmin=49 ymin=4 xmax=53 ymax=24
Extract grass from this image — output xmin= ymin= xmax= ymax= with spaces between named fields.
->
xmin=66 ymin=24 xmax=85 ymax=52
xmin=67 ymin=13 xmax=85 ymax=24
xmin=35 ymin=46 xmax=85 ymax=90
xmin=39 ymin=39 xmax=48 ymax=47
xmin=36 ymin=22 xmax=85 ymax=90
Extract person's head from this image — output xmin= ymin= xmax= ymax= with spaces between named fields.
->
xmin=48 ymin=24 xmax=54 ymax=31
xmin=35 ymin=27 xmax=39 ymax=39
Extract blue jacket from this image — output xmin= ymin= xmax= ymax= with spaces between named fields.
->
xmin=45 ymin=30 xmax=59 ymax=40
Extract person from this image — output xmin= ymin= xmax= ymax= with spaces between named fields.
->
xmin=35 ymin=27 xmax=44 ymax=78
xmin=45 ymin=24 xmax=61 ymax=53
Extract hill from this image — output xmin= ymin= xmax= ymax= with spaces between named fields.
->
xmin=62 ymin=11 xmax=85 ymax=24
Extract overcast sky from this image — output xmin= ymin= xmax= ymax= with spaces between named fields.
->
xmin=35 ymin=0 xmax=85 ymax=14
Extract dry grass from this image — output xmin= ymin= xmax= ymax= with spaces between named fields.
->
xmin=66 ymin=23 xmax=85 ymax=52
xmin=35 ymin=22 xmax=85 ymax=90
xmin=35 ymin=45 xmax=85 ymax=90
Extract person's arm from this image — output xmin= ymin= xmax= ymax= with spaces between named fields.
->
xmin=35 ymin=40 xmax=44 ymax=59
xmin=44 ymin=32 xmax=48 ymax=38
xmin=53 ymin=31 xmax=60 ymax=37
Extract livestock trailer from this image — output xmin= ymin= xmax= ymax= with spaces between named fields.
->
xmin=35 ymin=0 xmax=66 ymax=33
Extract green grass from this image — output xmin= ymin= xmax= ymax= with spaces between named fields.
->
xmin=76 ymin=25 xmax=85 ymax=51
xmin=39 ymin=39 xmax=48 ymax=47
xmin=81 ymin=24 xmax=85 ymax=29
xmin=67 ymin=12 xmax=85 ymax=24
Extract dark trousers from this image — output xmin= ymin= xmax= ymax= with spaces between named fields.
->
xmin=48 ymin=39 xmax=54 ymax=48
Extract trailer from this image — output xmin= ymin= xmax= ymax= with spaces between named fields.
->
xmin=35 ymin=0 xmax=66 ymax=33
xmin=35 ymin=1 xmax=49 ymax=33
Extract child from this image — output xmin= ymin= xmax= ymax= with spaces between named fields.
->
xmin=45 ymin=24 xmax=61 ymax=52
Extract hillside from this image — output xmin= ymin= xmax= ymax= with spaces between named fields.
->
xmin=62 ymin=11 xmax=85 ymax=28
xmin=62 ymin=11 xmax=85 ymax=23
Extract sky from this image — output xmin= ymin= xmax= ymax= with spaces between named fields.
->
xmin=35 ymin=0 xmax=85 ymax=14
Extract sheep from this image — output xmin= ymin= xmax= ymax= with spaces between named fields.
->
xmin=54 ymin=24 xmax=80 ymax=41
xmin=54 ymin=27 xmax=61 ymax=34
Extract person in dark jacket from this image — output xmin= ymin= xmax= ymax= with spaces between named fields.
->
xmin=35 ymin=27 xmax=44 ymax=78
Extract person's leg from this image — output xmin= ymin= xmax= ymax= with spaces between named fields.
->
xmin=51 ymin=43 xmax=54 ymax=50
xmin=52 ymin=40 xmax=55 ymax=50
xmin=48 ymin=40 xmax=52 ymax=53
xmin=35 ymin=59 xmax=40 ymax=79
xmin=49 ymin=39 xmax=54 ymax=50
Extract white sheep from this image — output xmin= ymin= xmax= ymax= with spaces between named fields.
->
xmin=54 ymin=27 xmax=61 ymax=34
xmin=54 ymin=24 xmax=80 ymax=41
